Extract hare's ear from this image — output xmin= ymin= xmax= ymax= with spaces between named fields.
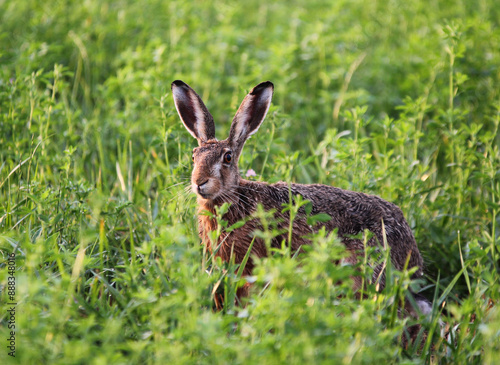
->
xmin=228 ymin=81 xmax=273 ymax=155
xmin=171 ymin=80 xmax=215 ymax=144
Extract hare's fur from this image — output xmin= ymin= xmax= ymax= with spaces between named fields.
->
xmin=172 ymin=80 xmax=424 ymax=293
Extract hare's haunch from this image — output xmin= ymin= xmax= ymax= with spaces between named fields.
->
xmin=172 ymin=80 xmax=425 ymax=298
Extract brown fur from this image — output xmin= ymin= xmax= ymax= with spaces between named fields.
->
xmin=172 ymin=80 xmax=426 ymax=307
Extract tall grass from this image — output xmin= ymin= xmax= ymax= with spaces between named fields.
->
xmin=1 ymin=0 xmax=499 ymax=363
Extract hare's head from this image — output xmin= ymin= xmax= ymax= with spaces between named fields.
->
xmin=172 ymin=80 xmax=274 ymax=201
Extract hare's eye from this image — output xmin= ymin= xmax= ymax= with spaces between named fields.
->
xmin=223 ymin=152 xmax=232 ymax=164
xmin=191 ymin=155 xmax=194 ymax=162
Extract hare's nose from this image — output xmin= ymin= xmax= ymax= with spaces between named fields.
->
xmin=197 ymin=180 xmax=209 ymax=194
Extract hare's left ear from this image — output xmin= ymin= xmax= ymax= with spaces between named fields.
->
xmin=228 ymin=81 xmax=273 ymax=156
xmin=172 ymin=80 xmax=215 ymax=145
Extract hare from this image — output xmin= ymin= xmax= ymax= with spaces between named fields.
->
xmin=172 ymin=80 xmax=429 ymax=314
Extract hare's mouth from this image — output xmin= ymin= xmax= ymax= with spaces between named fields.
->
xmin=197 ymin=191 xmax=222 ymax=201
xmin=198 ymin=191 xmax=212 ymax=199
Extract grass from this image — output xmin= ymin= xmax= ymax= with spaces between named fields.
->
xmin=1 ymin=0 xmax=500 ymax=363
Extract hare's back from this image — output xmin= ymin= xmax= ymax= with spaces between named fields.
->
xmin=286 ymin=183 xmax=406 ymax=224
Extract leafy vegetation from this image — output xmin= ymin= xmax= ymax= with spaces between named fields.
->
xmin=1 ymin=0 xmax=499 ymax=363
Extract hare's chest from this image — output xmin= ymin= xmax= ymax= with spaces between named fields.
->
xmin=197 ymin=215 xmax=217 ymax=248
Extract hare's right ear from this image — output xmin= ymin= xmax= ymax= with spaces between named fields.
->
xmin=171 ymin=80 xmax=215 ymax=144
xmin=228 ymin=81 xmax=274 ymax=157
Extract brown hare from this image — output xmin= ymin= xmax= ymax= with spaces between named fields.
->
xmin=172 ymin=80 xmax=430 ymax=316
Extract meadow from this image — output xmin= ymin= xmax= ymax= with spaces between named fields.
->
xmin=1 ymin=0 xmax=499 ymax=363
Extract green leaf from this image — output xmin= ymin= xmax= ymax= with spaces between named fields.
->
xmin=307 ymin=213 xmax=331 ymax=226
xmin=226 ymin=220 xmax=246 ymax=232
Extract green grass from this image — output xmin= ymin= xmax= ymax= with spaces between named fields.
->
xmin=1 ymin=0 xmax=500 ymax=363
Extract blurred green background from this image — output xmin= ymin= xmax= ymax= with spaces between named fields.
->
xmin=1 ymin=0 xmax=499 ymax=363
